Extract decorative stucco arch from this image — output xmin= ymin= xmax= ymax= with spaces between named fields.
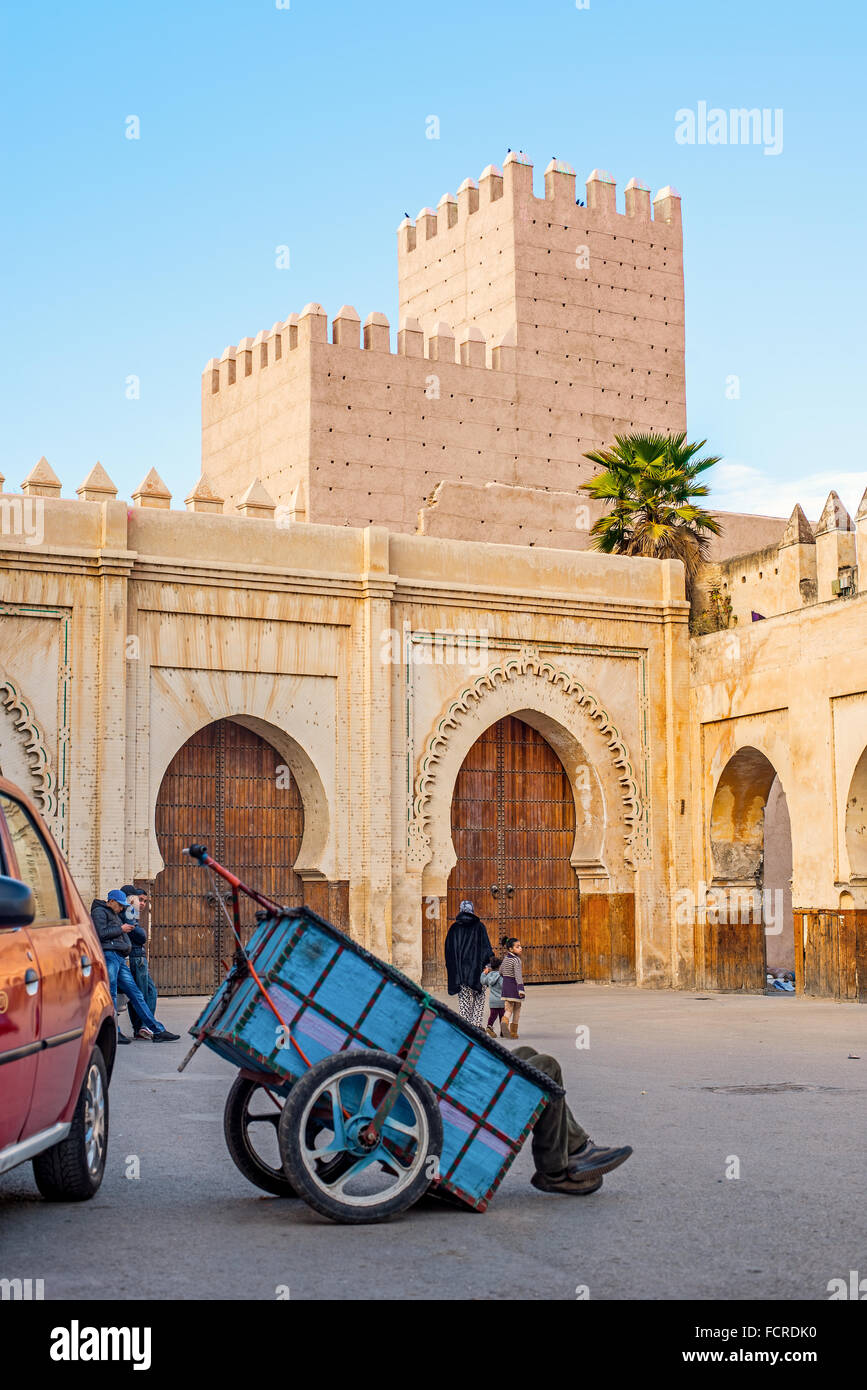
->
xmin=0 ymin=677 xmax=57 ymax=822
xmin=409 ymin=652 xmax=644 ymax=898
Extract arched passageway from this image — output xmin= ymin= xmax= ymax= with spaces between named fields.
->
xmin=150 ymin=718 xmax=304 ymax=994
xmin=422 ymin=714 xmax=636 ymax=990
xmin=445 ymin=715 xmax=580 ymax=983
xmin=846 ymin=747 xmax=867 ymax=880
xmin=763 ymin=775 xmax=794 ymax=973
xmin=707 ymin=746 xmax=793 ymax=991
xmin=806 ymin=747 xmax=867 ymax=1000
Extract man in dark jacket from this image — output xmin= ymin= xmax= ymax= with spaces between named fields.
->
xmin=444 ymin=900 xmax=493 ymax=1027
xmin=91 ymin=891 xmax=179 ymax=1043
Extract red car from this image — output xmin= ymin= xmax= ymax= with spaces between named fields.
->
xmin=0 ymin=776 xmax=115 ymax=1199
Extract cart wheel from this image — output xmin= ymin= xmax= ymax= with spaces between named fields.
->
xmin=278 ymin=1049 xmax=444 ymax=1224
xmin=223 ymin=1075 xmax=298 ymax=1198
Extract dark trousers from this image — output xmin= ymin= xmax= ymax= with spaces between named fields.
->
xmin=487 ymin=1006 xmax=505 ymax=1027
xmin=513 ymin=1046 xmax=589 ymax=1176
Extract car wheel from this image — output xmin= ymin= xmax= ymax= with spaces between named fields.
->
xmin=32 ymin=1046 xmax=109 ymax=1201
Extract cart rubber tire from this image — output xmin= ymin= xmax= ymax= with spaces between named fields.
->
xmin=278 ymin=1049 xmax=443 ymax=1224
xmin=32 ymin=1046 xmax=109 ymax=1202
xmin=223 ymin=1074 xmax=298 ymax=1198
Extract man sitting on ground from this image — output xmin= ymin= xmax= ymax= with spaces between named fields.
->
xmin=514 ymin=1045 xmax=633 ymax=1196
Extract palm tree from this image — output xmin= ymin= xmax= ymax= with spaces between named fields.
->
xmin=580 ymin=431 xmax=722 ymax=601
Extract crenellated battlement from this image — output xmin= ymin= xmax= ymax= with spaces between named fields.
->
xmin=397 ymin=149 xmax=685 ymax=403
xmin=695 ymin=489 xmax=867 ymax=629
xmin=396 ymin=152 xmax=681 ymax=256
xmin=199 ymin=143 xmax=687 ymax=537
xmin=0 ymin=458 xmax=279 ymax=523
xmin=202 ymin=302 xmax=520 ymax=396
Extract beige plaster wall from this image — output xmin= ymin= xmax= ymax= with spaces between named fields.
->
xmin=0 ymin=492 xmax=693 ymax=991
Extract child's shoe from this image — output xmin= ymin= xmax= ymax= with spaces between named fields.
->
xmin=485 ymin=1025 xmax=496 ymax=1037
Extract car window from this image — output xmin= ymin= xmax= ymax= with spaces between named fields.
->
xmin=0 ymin=793 xmax=67 ymax=924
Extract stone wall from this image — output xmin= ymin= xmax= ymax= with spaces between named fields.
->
xmin=200 ymin=152 xmax=688 ymax=543
xmin=0 ymin=478 xmax=693 ymax=988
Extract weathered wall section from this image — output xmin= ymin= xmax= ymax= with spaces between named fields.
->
xmin=691 ymin=581 xmax=867 ymax=997
xmin=694 ymin=490 xmax=866 ymax=630
xmin=0 ymin=483 xmax=693 ymax=989
xmin=398 ymin=155 xmax=686 ymax=479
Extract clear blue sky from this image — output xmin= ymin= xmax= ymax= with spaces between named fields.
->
xmin=2 ymin=0 xmax=865 ymax=521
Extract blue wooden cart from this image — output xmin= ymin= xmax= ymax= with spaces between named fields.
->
xmin=180 ymin=846 xmax=562 ymax=1223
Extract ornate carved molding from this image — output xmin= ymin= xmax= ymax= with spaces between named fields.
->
xmin=410 ymin=647 xmax=644 ymax=870
xmin=0 ymin=678 xmax=57 ymax=821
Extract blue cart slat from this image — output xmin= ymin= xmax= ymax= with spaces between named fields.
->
xmin=192 ymin=904 xmax=561 ymax=1211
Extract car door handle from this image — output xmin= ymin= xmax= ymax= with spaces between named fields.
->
xmin=24 ymin=967 xmax=39 ymax=996
xmin=80 ymin=954 xmax=92 ymax=978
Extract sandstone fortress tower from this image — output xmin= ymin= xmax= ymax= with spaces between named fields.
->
xmin=201 ymin=154 xmax=685 ymax=545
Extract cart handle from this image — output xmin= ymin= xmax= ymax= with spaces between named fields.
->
xmin=182 ymin=845 xmax=316 ymax=1076
xmin=183 ymin=845 xmax=283 ymax=915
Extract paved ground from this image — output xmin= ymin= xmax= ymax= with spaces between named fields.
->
xmin=2 ymin=985 xmax=865 ymax=1301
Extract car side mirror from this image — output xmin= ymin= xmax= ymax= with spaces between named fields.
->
xmin=0 ymin=874 xmax=36 ymax=928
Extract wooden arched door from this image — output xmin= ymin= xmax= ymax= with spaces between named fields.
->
xmin=437 ymin=715 xmax=580 ymax=986
xmin=150 ymin=719 xmax=304 ymax=995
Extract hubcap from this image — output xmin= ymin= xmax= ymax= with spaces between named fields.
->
xmin=83 ymin=1063 xmax=106 ymax=1177
xmin=298 ymin=1065 xmax=430 ymax=1208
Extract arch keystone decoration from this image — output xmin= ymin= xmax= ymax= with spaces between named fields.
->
xmin=409 ymin=650 xmax=645 ymax=881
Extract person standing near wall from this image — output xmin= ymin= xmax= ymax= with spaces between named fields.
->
xmin=500 ymin=937 xmax=525 ymax=1038
xmin=482 ymin=953 xmax=507 ymax=1037
xmin=444 ymin=900 xmax=493 ymax=1027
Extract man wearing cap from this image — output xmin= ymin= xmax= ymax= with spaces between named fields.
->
xmin=120 ymin=885 xmax=159 ymax=1040
xmin=443 ymin=899 xmax=494 ymax=1027
xmin=90 ymin=890 xmax=180 ymax=1044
